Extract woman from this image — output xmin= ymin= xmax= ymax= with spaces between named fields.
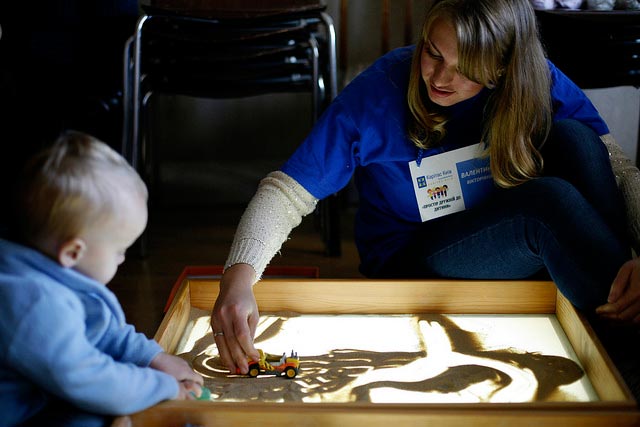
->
xmin=211 ymin=0 xmax=640 ymax=374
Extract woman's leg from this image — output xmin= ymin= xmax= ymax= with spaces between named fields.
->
xmin=379 ymin=179 xmax=628 ymax=312
xmin=379 ymin=119 xmax=630 ymax=311
xmin=541 ymin=119 xmax=628 ymax=244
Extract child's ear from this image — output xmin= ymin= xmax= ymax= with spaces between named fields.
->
xmin=58 ymin=238 xmax=87 ymax=268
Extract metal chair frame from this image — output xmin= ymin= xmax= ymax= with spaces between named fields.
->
xmin=122 ymin=10 xmax=340 ymax=256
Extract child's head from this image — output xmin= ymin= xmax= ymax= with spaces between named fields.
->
xmin=14 ymin=131 xmax=148 ymax=284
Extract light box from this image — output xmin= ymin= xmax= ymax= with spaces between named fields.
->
xmin=116 ymin=278 xmax=639 ymax=427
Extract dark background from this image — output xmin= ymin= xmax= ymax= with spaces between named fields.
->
xmin=0 ymin=1 xmax=139 ymax=229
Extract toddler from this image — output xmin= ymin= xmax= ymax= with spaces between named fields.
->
xmin=0 ymin=131 xmax=203 ymax=426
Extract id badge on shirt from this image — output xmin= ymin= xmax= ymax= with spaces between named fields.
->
xmin=409 ymin=143 xmax=494 ymax=222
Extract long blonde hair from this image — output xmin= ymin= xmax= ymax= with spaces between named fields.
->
xmin=407 ymin=0 xmax=552 ymax=188
xmin=14 ymin=131 xmax=148 ymax=245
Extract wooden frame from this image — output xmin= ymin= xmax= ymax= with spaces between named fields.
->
xmin=118 ymin=278 xmax=639 ymax=427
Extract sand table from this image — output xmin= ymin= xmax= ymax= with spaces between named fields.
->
xmin=176 ymin=309 xmax=596 ymax=403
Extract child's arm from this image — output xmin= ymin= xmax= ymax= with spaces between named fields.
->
xmin=149 ymin=352 xmax=204 ymax=395
xmin=98 ymin=321 xmax=167 ymax=366
xmin=101 ymin=328 xmax=204 ymax=398
xmin=5 ymin=294 xmax=180 ymax=416
xmin=99 ymin=321 xmax=204 ymax=390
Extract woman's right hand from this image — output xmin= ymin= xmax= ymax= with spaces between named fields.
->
xmin=210 ymin=263 xmax=261 ymax=374
xmin=596 ymin=258 xmax=640 ymax=324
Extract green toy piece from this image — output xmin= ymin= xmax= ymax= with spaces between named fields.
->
xmin=197 ymin=386 xmax=211 ymax=400
xmin=191 ymin=385 xmax=212 ymax=401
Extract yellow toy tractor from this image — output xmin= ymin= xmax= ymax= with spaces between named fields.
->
xmin=246 ymin=349 xmax=300 ymax=379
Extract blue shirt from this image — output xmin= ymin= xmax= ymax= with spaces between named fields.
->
xmin=281 ymin=46 xmax=608 ymax=276
xmin=0 ymin=239 xmax=178 ymax=425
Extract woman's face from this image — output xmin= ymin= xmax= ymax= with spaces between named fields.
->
xmin=420 ymin=18 xmax=484 ymax=107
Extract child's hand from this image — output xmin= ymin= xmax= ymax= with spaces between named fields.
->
xmin=150 ymin=352 xmax=203 ymax=385
xmin=176 ymin=380 xmax=203 ymax=400
xmin=176 ymin=381 xmax=203 ymax=400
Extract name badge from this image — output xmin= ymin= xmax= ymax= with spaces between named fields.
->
xmin=409 ymin=143 xmax=494 ymax=222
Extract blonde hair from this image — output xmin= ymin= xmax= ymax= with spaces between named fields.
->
xmin=15 ymin=131 xmax=148 ymax=245
xmin=407 ymin=0 xmax=552 ymax=188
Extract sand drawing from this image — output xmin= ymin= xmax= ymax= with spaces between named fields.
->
xmin=176 ymin=309 xmax=595 ymax=403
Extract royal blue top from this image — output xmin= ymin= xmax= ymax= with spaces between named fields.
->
xmin=0 ymin=239 xmax=178 ymax=425
xmin=281 ymin=46 xmax=608 ymax=275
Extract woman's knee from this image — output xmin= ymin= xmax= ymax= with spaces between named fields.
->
xmin=550 ymin=119 xmax=599 ymax=143
xmin=506 ymin=177 xmax=586 ymax=219
xmin=545 ymin=119 xmax=609 ymax=164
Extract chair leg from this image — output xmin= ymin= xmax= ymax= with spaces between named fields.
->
xmin=122 ymin=35 xmax=134 ymax=161
xmin=130 ymin=15 xmax=151 ymax=258
xmin=309 ymin=36 xmax=320 ymax=121
xmin=131 ymin=15 xmax=150 ymax=173
xmin=318 ymin=12 xmax=342 ymax=257
xmin=320 ymin=12 xmax=338 ymax=100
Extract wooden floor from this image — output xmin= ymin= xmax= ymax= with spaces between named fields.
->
xmin=110 ymin=204 xmax=362 ymax=337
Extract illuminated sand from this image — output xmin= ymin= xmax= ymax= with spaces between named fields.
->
xmin=176 ymin=309 xmax=597 ymax=403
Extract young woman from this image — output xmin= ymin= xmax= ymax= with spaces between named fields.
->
xmin=211 ymin=0 xmax=640 ymax=374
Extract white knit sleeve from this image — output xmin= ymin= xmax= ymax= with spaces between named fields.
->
xmin=224 ymin=171 xmax=319 ymax=282
xmin=601 ymin=134 xmax=640 ymax=254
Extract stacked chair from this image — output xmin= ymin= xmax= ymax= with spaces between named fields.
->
xmin=122 ymin=0 xmax=340 ymax=256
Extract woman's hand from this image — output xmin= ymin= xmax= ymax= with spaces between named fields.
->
xmin=596 ymin=258 xmax=640 ymax=324
xmin=210 ymin=263 xmax=261 ymax=374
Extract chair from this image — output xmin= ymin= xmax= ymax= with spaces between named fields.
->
xmin=122 ymin=1 xmax=340 ymax=256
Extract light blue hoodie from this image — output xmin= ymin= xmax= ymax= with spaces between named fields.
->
xmin=0 ymin=239 xmax=178 ymax=426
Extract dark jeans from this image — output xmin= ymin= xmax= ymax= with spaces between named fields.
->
xmin=379 ymin=119 xmax=630 ymax=312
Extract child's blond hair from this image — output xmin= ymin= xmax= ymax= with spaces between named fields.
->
xmin=14 ymin=131 xmax=147 ymax=246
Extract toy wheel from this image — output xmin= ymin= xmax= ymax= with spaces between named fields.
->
xmin=248 ymin=364 xmax=260 ymax=377
xmin=284 ymin=367 xmax=297 ymax=378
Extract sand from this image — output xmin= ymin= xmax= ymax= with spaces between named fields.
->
xmin=176 ymin=309 xmax=596 ymax=403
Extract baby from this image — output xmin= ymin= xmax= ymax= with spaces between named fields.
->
xmin=0 ymin=131 xmax=203 ymax=426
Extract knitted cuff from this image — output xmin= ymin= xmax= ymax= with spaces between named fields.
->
xmin=223 ymin=171 xmax=318 ymax=283
xmin=602 ymin=134 xmax=640 ymax=253
xmin=224 ymin=238 xmax=269 ymax=283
